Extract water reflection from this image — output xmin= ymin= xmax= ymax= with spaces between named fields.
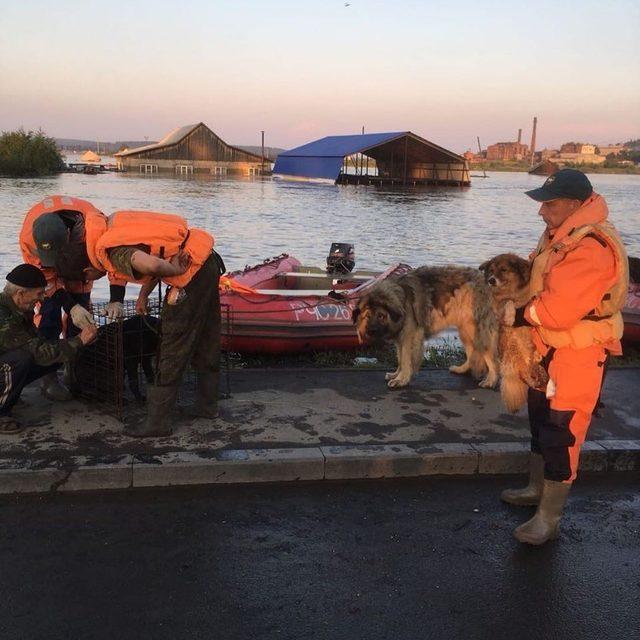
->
xmin=0 ymin=170 xmax=638 ymax=300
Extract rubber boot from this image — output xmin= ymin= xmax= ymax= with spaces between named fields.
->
xmin=501 ymin=452 xmax=544 ymax=506
xmin=124 ymin=384 xmax=177 ymax=438
xmin=184 ymin=371 xmax=219 ymax=419
xmin=0 ymin=414 xmax=22 ymax=435
xmin=40 ymin=372 xmax=72 ymax=402
xmin=513 ymin=480 xmax=571 ymax=545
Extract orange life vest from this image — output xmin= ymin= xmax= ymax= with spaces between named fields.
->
xmin=218 ymin=276 xmax=257 ymax=295
xmin=19 ymin=195 xmax=109 ymax=295
xmin=528 ymin=193 xmax=629 ymax=352
xmin=88 ymin=211 xmax=214 ymax=288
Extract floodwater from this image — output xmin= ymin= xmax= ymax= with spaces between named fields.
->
xmin=1 ymin=168 xmax=639 ymax=300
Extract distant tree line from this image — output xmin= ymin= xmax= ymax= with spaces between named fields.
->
xmin=0 ymin=128 xmax=65 ymax=177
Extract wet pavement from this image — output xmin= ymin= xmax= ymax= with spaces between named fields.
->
xmin=1 ymin=474 xmax=638 ymax=640
xmin=1 ymin=367 xmax=639 ymax=461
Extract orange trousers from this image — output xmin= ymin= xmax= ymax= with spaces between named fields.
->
xmin=527 ymin=345 xmax=607 ymax=483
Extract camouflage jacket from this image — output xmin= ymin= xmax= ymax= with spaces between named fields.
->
xmin=0 ymin=293 xmax=82 ymax=366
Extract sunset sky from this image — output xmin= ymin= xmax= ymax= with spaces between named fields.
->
xmin=1 ymin=0 xmax=638 ymax=152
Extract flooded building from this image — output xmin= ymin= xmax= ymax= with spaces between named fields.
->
xmin=273 ymin=131 xmax=470 ymax=186
xmin=114 ymin=123 xmax=265 ymax=175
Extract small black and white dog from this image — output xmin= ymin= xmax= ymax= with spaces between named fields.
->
xmin=122 ymin=315 xmax=160 ymax=401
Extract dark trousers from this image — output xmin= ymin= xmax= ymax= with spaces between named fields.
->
xmin=39 ymin=292 xmax=91 ymax=341
xmin=155 ymin=253 xmax=222 ymax=387
xmin=0 ymin=349 xmax=59 ymax=415
xmin=528 ymin=346 xmax=607 ymax=483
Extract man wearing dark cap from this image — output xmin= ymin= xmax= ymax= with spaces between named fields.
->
xmin=500 ymin=169 xmax=629 ymax=545
xmin=0 ymin=265 xmax=98 ymax=434
xmin=20 ymin=195 xmax=127 ymax=399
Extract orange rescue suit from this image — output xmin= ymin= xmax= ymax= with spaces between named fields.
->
xmin=19 ymin=195 xmax=113 ymax=295
xmin=87 ymin=211 xmax=214 ymax=288
xmin=526 ymin=192 xmax=628 ymax=355
xmin=523 ymin=193 xmax=629 ymax=482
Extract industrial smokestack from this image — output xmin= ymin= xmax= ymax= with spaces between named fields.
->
xmin=517 ymin=128 xmax=522 ymax=144
xmin=529 ymin=117 xmax=538 ymax=166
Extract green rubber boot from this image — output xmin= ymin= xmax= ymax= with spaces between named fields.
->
xmin=514 ymin=480 xmax=571 ymax=545
xmin=124 ymin=384 xmax=177 ymax=438
xmin=184 ymin=371 xmax=219 ymax=419
xmin=501 ymin=452 xmax=544 ymax=506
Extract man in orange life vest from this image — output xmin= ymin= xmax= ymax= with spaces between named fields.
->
xmin=54 ymin=210 xmax=223 ymax=438
xmin=20 ymin=196 xmax=127 ymax=398
xmin=501 ymin=169 xmax=628 ymax=545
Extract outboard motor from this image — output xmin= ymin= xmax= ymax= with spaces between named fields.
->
xmin=326 ymin=243 xmax=355 ymax=274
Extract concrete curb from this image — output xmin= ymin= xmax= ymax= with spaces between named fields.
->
xmin=0 ymin=439 xmax=639 ymax=495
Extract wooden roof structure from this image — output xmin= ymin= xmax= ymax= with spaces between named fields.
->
xmin=115 ymin=123 xmax=263 ymax=163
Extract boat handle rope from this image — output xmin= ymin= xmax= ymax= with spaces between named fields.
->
xmin=227 ymin=291 xmax=356 ymax=314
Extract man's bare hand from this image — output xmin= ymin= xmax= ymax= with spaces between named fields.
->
xmin=135 ymin=293 xmax=149 ymax=315
xmin=79 ymin=324 xmax=98 ymax=345
xmin=169 ymin=251 xmax=191 ymax=276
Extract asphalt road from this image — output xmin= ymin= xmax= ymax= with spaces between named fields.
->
xmin=1 ymin=475 xmax=638 ymax=640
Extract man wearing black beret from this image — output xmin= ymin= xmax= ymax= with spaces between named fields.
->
xmin=0 ymin=264 xmax=98 ymax=434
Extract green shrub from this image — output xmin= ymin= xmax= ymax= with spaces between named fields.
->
xmin=0 ymin=128 xmax=65 ymax=177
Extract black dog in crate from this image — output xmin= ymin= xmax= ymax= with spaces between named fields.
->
xmin=122 ymin=315 xmax=160 ymax=401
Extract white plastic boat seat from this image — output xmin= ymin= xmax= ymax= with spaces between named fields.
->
xmin=280 ymin=272 xmax=373 ymax=281
xmin=254 ymin=289 xmax=351 ymax=297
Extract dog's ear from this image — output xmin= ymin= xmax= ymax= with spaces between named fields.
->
xmin=478 ymin=259 xmax=491 ymax=273
xmin=515 ymin=259 xmax=531 ymax=283
xmin=351 ymin=306 xmax=361 ymax=325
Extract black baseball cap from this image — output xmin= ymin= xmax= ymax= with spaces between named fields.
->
xmin=32 ymin=213 xmax=69 ymax=267
xmin=525 ymin=168 xmax=593 ymax=202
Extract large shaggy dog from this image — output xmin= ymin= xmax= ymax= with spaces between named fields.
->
xmin=479 ymin=253 xmax=548 ymax=413
xmin=352 ymin=266 xmax=499 ymax=389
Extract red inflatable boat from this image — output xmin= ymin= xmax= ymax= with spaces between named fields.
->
xmin=220 ymin=254 xmax=411 ymax=354
xmin=623 ymin=282 xmax=640 ymax=345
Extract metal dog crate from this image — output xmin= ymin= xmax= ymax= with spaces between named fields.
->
xmin=75 ymin=295 xmax=232 ymax=421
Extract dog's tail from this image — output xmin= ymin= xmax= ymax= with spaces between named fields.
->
xmin=500 ymin=373 xmax=528 ymax=413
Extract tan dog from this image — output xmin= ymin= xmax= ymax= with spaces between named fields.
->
xmin=352 ymin=266 xmax=499 ymax=389
xmin=479 ymin=253 xmax=548 ymax=413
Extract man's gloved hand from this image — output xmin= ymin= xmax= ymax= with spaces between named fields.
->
xmin=104 ymin=301 xmax=124 ymax=321
xmin=69 ymin=304 xmax=95 ymax=329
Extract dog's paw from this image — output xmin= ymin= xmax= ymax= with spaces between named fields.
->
xmin=478 ymin=375 xmax=498 ymax=389
xmin=449 ymin=364 xmax=468 ymax=375
xmin=385 ymin=371 xmax=398 ymax=381
xmin=388 ymin=376 xmax=410 ymax=388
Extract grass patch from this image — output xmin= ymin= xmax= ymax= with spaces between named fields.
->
xmin=227 ymin=337 xmax=466 ymax=370
xmin=226 ymin=339 xmax=639 ymax=370
xmin=611 ymin=344 xmax=640 ymax=368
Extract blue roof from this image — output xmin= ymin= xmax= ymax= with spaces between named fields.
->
xmin=273 ymin=131 xmax=465 ymax=182
xmin=278 ymin=132 xmax=406 ymax=158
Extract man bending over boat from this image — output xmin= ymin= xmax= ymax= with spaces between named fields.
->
xmin=54 ymin=210 xmax=224 ymax=438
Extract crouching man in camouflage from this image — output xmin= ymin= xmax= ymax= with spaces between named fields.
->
xmin=0 ymin=264 xmax=97 ymax=434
